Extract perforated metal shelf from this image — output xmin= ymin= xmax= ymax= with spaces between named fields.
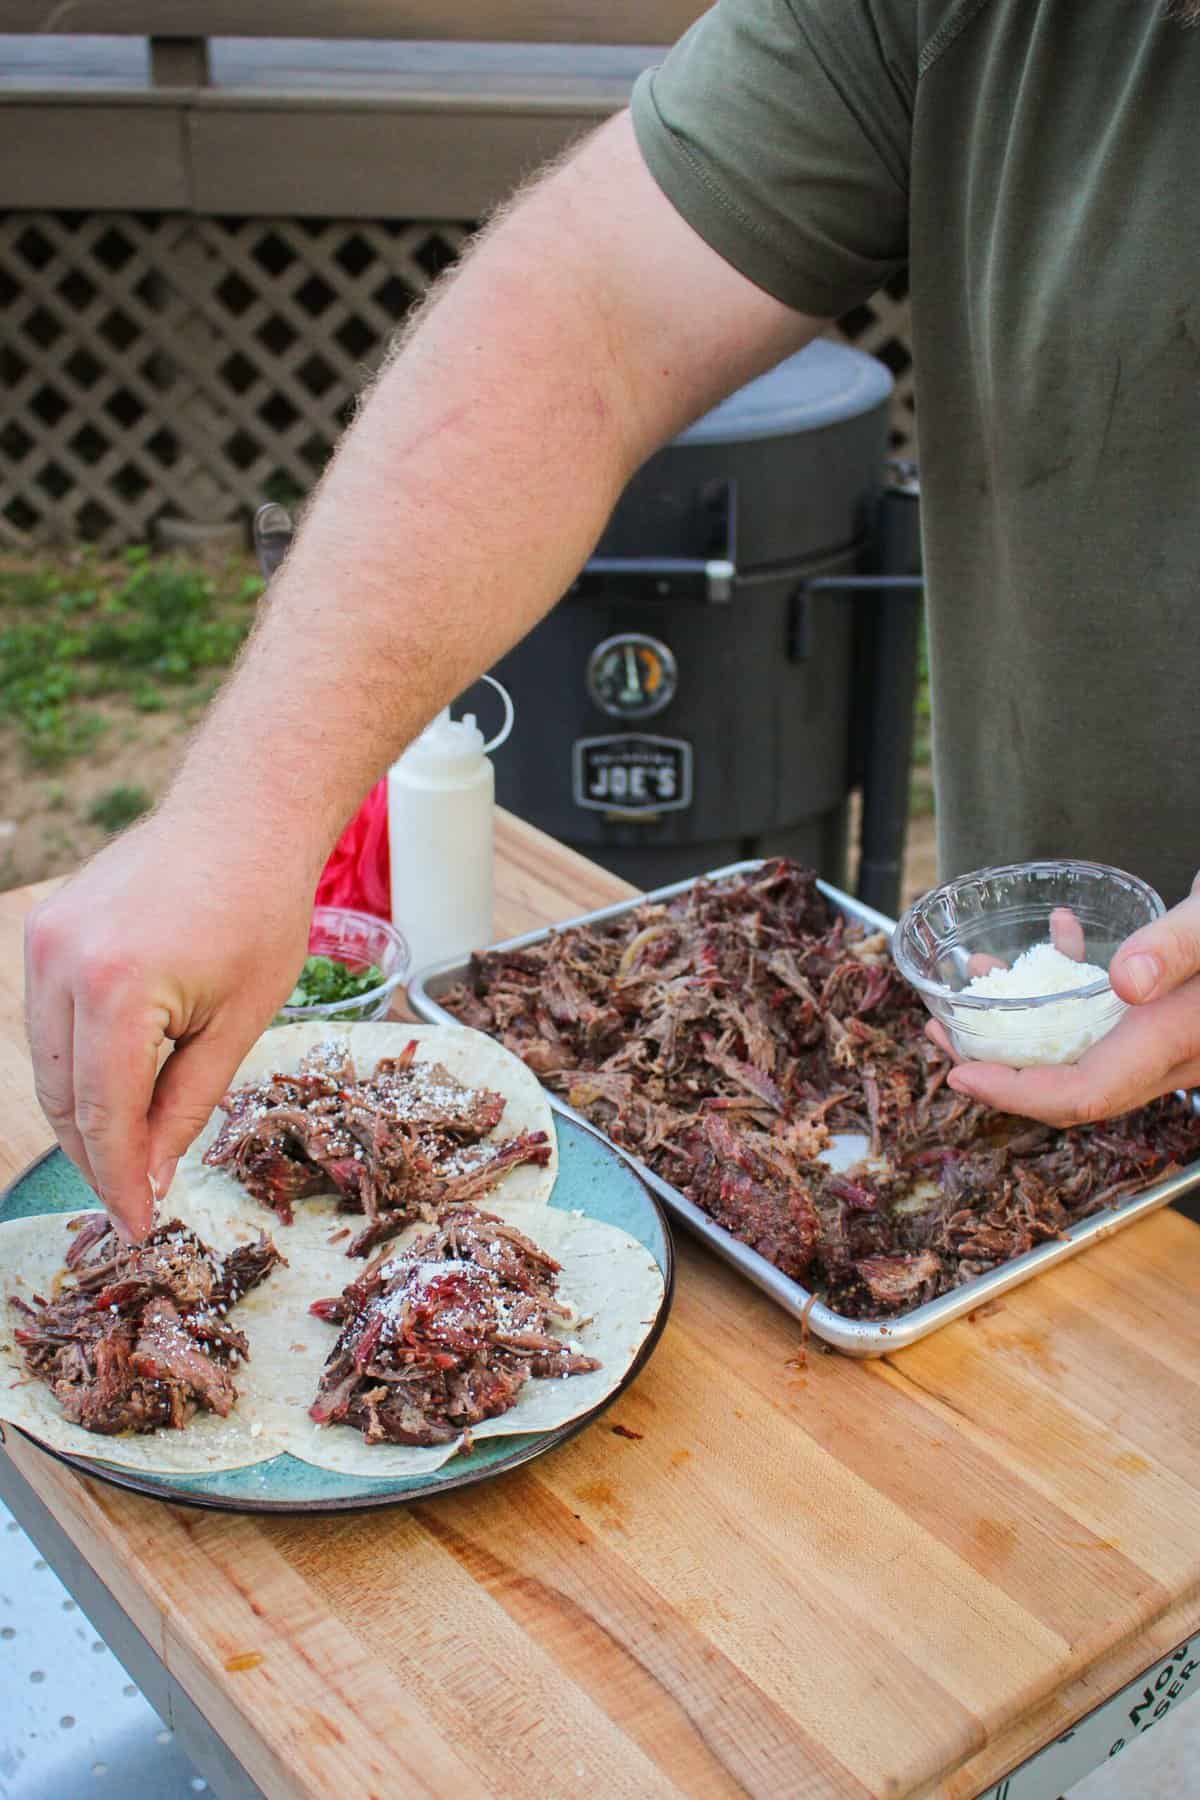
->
xmin=0 ymin=1498 xmax=208 ymax=1800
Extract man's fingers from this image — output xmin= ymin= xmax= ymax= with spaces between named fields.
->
xmin=27 ymin=988 xmax=98 ymax=1192
xmin=965 ymin=952 xmax=1007 ymax=978
xmin=1110 ymin=889 xmax=1200 ymax=1006
xmin=145 ymin=1020 xmax=262 ymax=1185
xmin=924 ymin=1018 xmax=959 ymax=1059
xmin=1049 ymin=907 xmax=1086 ymax=961
xmin=152 ymin=1157 xmax=180 ymax=1203
xmin=24 ymin=914 xmax=100 ymax=1193
xmin=947 ymin=1057 xmax=1114 ymax=1128
xmin=946 ymin=976 xmax=1200 ymax=1124
xmin=72 ymin=981 xmax=163 ymax=1240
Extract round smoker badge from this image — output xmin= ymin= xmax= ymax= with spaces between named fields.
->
xmin=586 ymin=633 xmax=678 ymax=720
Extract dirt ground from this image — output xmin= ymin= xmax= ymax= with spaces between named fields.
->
xmin=0 ymin=708 xmax=188 ymax=894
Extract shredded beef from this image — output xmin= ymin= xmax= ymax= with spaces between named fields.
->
xmin=204 ymin=1038 xmax=551 ymax=1254
xmin=438 ymin=859 xmax=1200 ymax=1319
xmin=8 ymin=1217 xmax=282 ymax=1435
xmin=308 ymin=1206 xmax=598 ymax=1446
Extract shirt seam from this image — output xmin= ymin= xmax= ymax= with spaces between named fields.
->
xmin=779 ymin=0 xmax=909 ymax=202
xmin=918 ymin=0 xmax=995 ymax=80
xmin=639 ymin=73 xmax=799 ymax=263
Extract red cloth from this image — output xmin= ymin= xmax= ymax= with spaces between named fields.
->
xmin=314 ymin=778 xmax=391 ymax=919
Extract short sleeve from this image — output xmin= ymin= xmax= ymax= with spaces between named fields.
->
xmin=631 ymin=0 xmax=915 ymax=318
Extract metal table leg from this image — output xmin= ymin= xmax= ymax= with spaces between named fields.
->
xmin=0 ymin=1449 xmax=264 ymax=1800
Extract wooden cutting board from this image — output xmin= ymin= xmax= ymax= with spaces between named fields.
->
xmin=2 ymin=812 xmax=1199 ymax=1799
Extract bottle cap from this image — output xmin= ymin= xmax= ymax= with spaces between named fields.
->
xmin=400 ymin=707 xmax=486 ymax=776
xmin=396 ymin=677 xmax=514 ymax=777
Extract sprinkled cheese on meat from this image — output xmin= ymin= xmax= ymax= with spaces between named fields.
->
xmin=308 ymin=1206 xmax=598 ymax=1446
xmin=7 ymin=1218 xmax=282 ymax=1436
xmin=204 ymin=1041 xmax=551 ymax=1255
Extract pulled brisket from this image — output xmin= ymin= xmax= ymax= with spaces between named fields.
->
xmin=438 ymin=860 xmax=1200 ymax=1318
xmin=204 ymin=1038 xmax=552 ymax=1255
xmin=308 ymin=1205 xmax=598 ymax=1446
xmin=8 ymin=1216 xmax=282 ymax=1435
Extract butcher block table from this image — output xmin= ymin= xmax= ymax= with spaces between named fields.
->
xmin=3 ymin=811 xmax=1200 ymax=1800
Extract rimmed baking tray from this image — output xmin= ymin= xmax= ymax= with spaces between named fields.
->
xmin=409 ymin=861 xmax=1200 ymax=1355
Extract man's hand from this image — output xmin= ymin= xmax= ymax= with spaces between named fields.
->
xmin=24 ymin=814 xmax=312 ymax=1239
xmin=938 ymin=875 xmax=1200 ymax=1125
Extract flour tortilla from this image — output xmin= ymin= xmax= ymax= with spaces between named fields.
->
xmin=179 ymin=1020 xmax=558 ymax=1234
xmin=0 ymin=1196 xmax=663 ymax=1482
xmin=2 ymin=1099 xmax=660 ymax=1481
xmin=0 ymin=1201 xmax=285 ymax=1475
xmin=235 ymin=1196 xmax=666 ymax=1478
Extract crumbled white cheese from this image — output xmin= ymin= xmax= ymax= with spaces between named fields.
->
xmin=960 ymin=941 xmax=1119 ymax=1066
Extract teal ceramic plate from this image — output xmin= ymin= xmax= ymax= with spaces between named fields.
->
xmin=0 ymin=1116 xmax=674 ymax=1513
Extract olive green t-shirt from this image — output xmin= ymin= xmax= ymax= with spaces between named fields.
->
xmin=632 ymin=0 xmax=1200 ymax=905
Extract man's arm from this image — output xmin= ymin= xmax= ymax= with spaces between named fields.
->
xmin=25 ymin=111 xmax=826 ymax=1237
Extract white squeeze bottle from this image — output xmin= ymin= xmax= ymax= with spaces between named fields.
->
xmin=387 ymin=676 xmax=514 ymax=974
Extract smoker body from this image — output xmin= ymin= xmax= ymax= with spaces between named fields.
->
xmin=490 ymin=340 xmax=905 ymax=893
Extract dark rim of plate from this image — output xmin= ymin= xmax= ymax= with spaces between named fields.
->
xmin=0 ymin=1131 xmax=675 ymax=1514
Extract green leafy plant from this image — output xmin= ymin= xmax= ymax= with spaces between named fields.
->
xmin=285 ymin=954 xmax=384 ymax=1008
xmin=0 ymin=550 xmax=261 ymax=767
xmin=87 ymin=785 xmax=152 ymax=834
xmin=131 ymin=683 xmax=168 ymax=713
xmin=274 ymin=954 xmax=387 ymax=1023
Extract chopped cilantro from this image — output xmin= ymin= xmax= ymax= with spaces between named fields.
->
xmin=281 ymin=953 xmax=384 ymax=1016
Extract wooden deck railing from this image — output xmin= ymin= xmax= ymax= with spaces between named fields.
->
xmin=0 ymin=3 xmax=914 ymax=549
xmin=0 ymin=2 xmax=701 ymax=214
xmin=2 ymin=2 xmax=708 ymax=43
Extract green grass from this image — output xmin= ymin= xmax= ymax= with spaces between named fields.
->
xmin=0 ymin=546 xmax=263 ymax=768
xmin=87 ymin=784 xmax=152 ymax=834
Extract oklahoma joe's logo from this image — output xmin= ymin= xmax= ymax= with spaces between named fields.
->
xmin=571 ymin=734 xmax=693 ymax=815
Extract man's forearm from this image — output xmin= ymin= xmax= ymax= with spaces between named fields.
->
xmin=166 ymin=114 xmax=821 ymax=881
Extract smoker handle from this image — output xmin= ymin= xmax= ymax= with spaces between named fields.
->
xmin=569 ymin=554 xmax=737 ymax=604
xmin=568 ymin=478 xmax=739 ymax=604
xmin=252 ymin=501 xmax=293 ymax=583
xmin=791 ymin=573 xmax=926 ymax=918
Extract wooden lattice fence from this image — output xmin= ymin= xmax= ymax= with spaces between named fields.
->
xmin=1 ymin=210 xmax=913 ymax=548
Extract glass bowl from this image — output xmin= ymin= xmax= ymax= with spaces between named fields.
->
xmin=892 ymin=860 xmax=1164 ymax=1067
xmin=275 ymin=905 xmax=410 ymax=1026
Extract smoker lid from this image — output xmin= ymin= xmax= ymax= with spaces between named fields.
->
xmin=673 ymin=339 xmax=893 ymax=447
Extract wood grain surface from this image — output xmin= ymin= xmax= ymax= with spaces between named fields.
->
xmin=2 ymin=811 xmax=1199 ymax=1799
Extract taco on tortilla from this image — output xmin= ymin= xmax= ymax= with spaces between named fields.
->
xmin=305 ymin=1204 xmax=602 ymax=1447
xmin=230 ymin=1192 xmax=667 ymax=1479
xmin=0 ymin=1205 xmax=285 ymax=1475
xmin=184 ymin=1021 xmax=559 ymax=1256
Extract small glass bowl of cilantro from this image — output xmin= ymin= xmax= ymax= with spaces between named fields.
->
xmin=275 ymin=906 xmax=410 ymax=1025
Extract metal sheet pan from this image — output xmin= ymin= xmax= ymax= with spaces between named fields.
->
xmin=407 ymin=860 xmax=1200 ymax=1355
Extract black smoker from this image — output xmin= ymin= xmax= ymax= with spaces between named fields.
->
xmin=489 ymin=340 xmax=923 ymax=915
